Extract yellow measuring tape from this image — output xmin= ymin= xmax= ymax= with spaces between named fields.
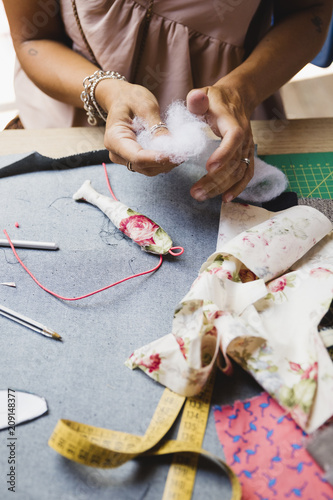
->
xmin=48 ymin=374 xmax=241 ymax=499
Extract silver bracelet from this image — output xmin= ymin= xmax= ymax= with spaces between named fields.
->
xmin=81 ymin=70 xmax=127 ymax=126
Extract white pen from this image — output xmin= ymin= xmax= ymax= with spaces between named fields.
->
xmin=0 ymin=239 xmax=58 ymax=250
xmin=0 ymin=304 xmax=62 ymax=341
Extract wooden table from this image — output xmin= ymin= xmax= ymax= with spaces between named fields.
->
xmin=1 ymin=118 xmax=333 ymax=157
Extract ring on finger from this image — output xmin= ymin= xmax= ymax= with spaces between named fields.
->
xmin=126 ymin=160 xmax=135 ymax=172
xmin=150 ymin=122 xmax=168 ymax=134
xmin=240 ymin=157 xmax=251 ymax=166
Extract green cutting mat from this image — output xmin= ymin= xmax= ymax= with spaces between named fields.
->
xmin=260 ymin=152 xmax=333 ymax=199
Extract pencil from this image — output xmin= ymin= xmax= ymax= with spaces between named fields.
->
xmin=0 ymin=239 xmax=58 ymax=250
xmin=0 ymin=304 xmax=62 ymax=341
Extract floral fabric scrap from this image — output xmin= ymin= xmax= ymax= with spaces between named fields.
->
xmin=126 ymin=202 xmax=333 ymax=432
xmin=73 ymin=180 xmax=173 ymax=254
xmin=213 ymin=392 xmax=333 ymax=500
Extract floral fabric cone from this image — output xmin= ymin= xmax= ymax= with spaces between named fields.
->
xmin=126 ymin=203 xmax=333 ymax=432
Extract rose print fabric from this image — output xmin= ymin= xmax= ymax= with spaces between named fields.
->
xmin=117 ymin=210 xmax=172 ymax=254
xmin=213 ymin=392 xmax=333 ymax=499
xmin=73 ymin=180 xmax=173 ymax=254
xmin=127 ymin=202 xmax=333 ymax=432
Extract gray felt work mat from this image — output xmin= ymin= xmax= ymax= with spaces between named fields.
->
xmin=0 ymin=156 xmax=265 ymax=500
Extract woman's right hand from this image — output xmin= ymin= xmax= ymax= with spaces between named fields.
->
xmin=96 ymin=79 xmax=179 ymax=176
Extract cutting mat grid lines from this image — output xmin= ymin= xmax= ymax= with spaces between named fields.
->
xmin=260 ymin=152 xmax=333 ymax=199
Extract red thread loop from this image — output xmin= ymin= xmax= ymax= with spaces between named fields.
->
xmin=3 ymin=229 xmax=163 ymax=301
xmin=168 ymin=246 xmax=184 ymax=256
xmin=2 ymin=165 xmax=184 ymax=301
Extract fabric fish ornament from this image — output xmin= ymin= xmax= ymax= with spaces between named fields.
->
xmin=73 ymin=180 xmax=173 ymax=255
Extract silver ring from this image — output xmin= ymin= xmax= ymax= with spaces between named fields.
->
xmin=150 ymin=122 xmax=168 ymax=134
xmin=240 ymin=158 xmax=251 ymax=166
xmin=126 ymin=160 xmax=135 ymax=172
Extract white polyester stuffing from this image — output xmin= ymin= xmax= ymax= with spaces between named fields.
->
xmin=134 ymin=101 xmax=288 ymax=202
xmin=134 ymin=101 xmax=209 ymax=163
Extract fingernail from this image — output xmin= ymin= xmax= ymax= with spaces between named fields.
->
xmin=208 ymin=162 xmax=220 ymax=172
xmin=193 ymin=189 xmax=207 ymax=202
xmin=224 ymin=194 xmax=234 ymax=203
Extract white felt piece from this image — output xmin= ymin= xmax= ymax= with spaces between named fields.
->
xmin=0 ymin=390 xmax=48 ymax=429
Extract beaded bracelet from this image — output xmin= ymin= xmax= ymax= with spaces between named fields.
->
xmin=81 ymin=70 xmax=127 ymax=126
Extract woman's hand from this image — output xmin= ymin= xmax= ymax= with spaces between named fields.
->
xmin=97 ymin=79 xmax=179 ymax=176
xmin=186 ymin=85 xmax=255 ymax=202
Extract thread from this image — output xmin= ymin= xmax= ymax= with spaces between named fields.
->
xmin=2 ymin=164 xmax=183 ymax=300
xmin=3 ymin=229 xmax=163 ymax=301
xmin=103 ymin=162 xmax=118 ymax=201
xmin=168 ymin=246 xmax=184 ymax=256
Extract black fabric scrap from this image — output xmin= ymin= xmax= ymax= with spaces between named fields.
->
xmin=0 ymin=150 xmax=110 ymax=178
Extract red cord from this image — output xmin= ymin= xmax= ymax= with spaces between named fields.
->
xmin=3 ymin=229 xmax=163 ymax=301
xmin=2 ymin=164 xmax=184 ymax=301
xmin=103 ymin=162 xmax=118 ymax=201
xmin=168 ymin=246 xmax=184 ymax=256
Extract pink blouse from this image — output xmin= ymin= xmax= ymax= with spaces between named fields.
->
xmin=14 ymin=0 xmax=280 ymax=129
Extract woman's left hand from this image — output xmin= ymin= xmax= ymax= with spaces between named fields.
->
xmin=186 ymin=85 xmax=255 ymax=202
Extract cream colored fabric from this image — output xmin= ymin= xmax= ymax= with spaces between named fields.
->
xmin=127 ymin=203 xmax=333 ymax=433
